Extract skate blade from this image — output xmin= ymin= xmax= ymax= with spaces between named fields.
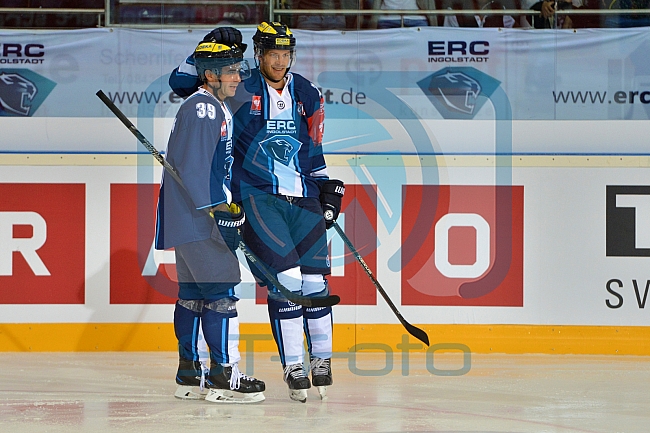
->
xmin=205 ymin=389 xmax=265 ymax=404
xmin=316 ymin=386 xmax=328 ymax=401
xmin=174 ymin=385 xmax=207 ymax=400
xmin=289 ymin=388 xmax=308 ymax=403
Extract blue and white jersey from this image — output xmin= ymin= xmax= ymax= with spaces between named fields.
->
xmin=169 ymin=62 xmax=328 ymax=202
xmin=155 ymin=87 xmax=234 ymax=249
xmin=231 ymin=70 xmax=327 ymax=200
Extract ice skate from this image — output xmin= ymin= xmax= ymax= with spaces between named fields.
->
xmin=174 ymin=358 xmax=208 ymax=400
xmin=205 ymin=363 xmax=265 ymax=404
xmin=284 ymin=363 xmax=311 ymax=403
xmin=310 ymin=356 xmax=332 ymax=400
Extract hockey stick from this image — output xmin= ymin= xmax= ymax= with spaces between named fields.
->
xmin=330 ymin=221 xmax=430 ymax=346
xmin=96 ymin=90 xmax=340 ymax=309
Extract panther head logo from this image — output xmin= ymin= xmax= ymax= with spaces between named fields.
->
xmin=264 ymin=138 xmax=295 ymax=164
xmin=429 ymin=71 xmax=481 ymax=115
xmin=0 ymin=72 xmax=38 ymax=116
xmin=259 ymin=134 xmax=302 ymax=166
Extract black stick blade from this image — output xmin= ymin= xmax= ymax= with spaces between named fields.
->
xmin=239 ymin=242 xmax=340 ymax=308
xmin=403 ymin=322 xmax=430 ymax=346
xmin=331 ymin=221 xmax=430 ymax=346
xmin=267 ymin=285 xmax=340 ymax=308
xmin=307 ymin=294 xmax=341 ymax=308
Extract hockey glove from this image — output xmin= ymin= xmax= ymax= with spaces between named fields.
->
xmin=319 ymin=179 xmax=345 ymax=229
xmin=210 ymin=204 xmax=245 ymax=252
xmin=202 ymin=27 xmax=247 ymax=53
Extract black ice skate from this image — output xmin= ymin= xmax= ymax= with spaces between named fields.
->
xmin=174 ymin=357 xmax=208 ymax=400
xmin=205 ymin=363 xmax=265 ymax=404
xmin=310 ymin=356 xmax=332 ymax=400
xmin=283 ymin=363 xmax=311 ymax=403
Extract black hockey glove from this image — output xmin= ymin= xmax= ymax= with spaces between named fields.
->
xmin=210 ymin=205 xmax=245 ymax=253
xmin=319 ymin=179 xmax=345 ymax=229
xmin=202 ymin=27 xmax=247 ymax=53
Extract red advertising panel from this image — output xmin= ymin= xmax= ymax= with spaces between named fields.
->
xmin=0 ymin=183 xmax=85 ymax=304
xmin=401 ymin=185 xmax=523 ymax=306
xmin=256 ymin=184 xmax=378 ymax=305
xmin=328 ymin=184 xmax=378 ymax=305
xmin=110 ymin=184 xmax=177 ymax=304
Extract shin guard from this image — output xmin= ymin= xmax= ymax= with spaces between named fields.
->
xmin=201 ymin=298 xmax=241 ymax=366
xmin=303 ymin=301 xmax=333 ymax=360
xmin=174 ymin=299 xmax=204 ymax=361
xmin=267 ymin=297 xmax=304 ymax=367
xmin=302 ymin=276 xmax=333 ymax=359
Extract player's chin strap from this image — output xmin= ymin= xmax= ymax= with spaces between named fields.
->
xmin=205 ymin=74 xmax=227 ymax=99
xmin=207 ymin=80 xmax=222 ymax=95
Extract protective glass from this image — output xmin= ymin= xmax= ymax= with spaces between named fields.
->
xmin=220 ymin=60 xmax=251 ymax=80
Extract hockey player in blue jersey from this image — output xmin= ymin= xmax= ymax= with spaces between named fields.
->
xmin=169 ymin=22 xmax=345 ymax=403
xmin=155 ymin=35 xmax=266 ymax=404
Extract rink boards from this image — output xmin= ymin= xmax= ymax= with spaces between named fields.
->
xmin=1 ymin=154 xmax=649 ymax=354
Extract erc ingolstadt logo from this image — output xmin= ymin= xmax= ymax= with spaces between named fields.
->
xmin=0 ymin=69 xmax=56 ymax=116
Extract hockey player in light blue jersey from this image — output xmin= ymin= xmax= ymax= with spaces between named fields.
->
xmin=169 ymin=22 xmax=345 ymax=403
xmin=155 ymin=35 xmax=266 ymax=404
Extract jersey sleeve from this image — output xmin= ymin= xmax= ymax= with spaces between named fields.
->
xmin=169 ymin=55 xmax=202 ymax=98
xmin=306 ymin=86 xmax=328 ymax=180
xmin=307 ymin=90 xmax=325 ymax=147
xmin=166 ymin=99 xmax=229 ymax=209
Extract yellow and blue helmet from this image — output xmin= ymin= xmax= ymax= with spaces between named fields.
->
xmin=193 ymin=41 xmax=251 ymax=82
xmin=252 ymin=21 xmax=296 ymax=52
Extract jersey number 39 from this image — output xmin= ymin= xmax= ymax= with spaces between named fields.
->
xmin=196 ymin=102 xmax=217 ymax=120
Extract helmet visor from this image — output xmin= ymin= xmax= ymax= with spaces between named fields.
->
xmin=220 ymin=60 xmax=251 ymax=80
